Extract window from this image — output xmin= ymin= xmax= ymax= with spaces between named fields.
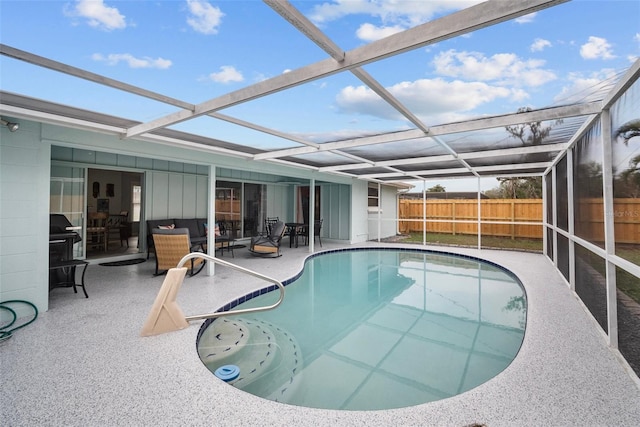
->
xmin=368 ymin=184 xmax=379 ymax=208
xmin=132 ymin=185 xmax=141 ymax=222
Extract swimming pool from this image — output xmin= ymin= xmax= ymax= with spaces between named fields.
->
xmin=197 ymin=248 xmax=527 ymax=411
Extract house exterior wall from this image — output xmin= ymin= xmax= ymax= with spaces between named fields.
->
xmin=1 ymin=120 xmax=52 ymax=315
xmin=351 ymin=180 xmax=370 ymax=243
xmin=367 ymin=184 xmax=399 ymax=241
xmin=0 ymin=117 xmax=401 ymax=314
xmin=265 ymin=184 xmax=290 ymax=223
xmin=320 ymin=183 xmax=351 ymax=241
xmin=145 ymin=171 xmax=209 ymax=219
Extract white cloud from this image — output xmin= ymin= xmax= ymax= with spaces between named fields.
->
xmin=530 ymin=38 xmax=551 ymax=52
xmin=433 ymin=49 xmax=556 ymax=87
xmin=65 ymin=0 xmax=126 ymax=30
xmin=186 ymin=0 xmax=224 ymax=35
xmin=580 ymin=36 xmax=616 ymax=60
xmin=515 ymin=12 xmax=536 ymax=24
xmin=309 ymin=0 xmax=482 ymax=42
xmin=356 ymin=23 xmax=404 ymax=42
xmin=553 ymin=68 xmax=618 ymax=104
xmin=92 ymin=53 xmax=172 ymax=69
xmin=208 ymin=65 xmax=243 ymax=83
xmin=309 ymin=0 xmax=482 ymax=25
xmin=335 ymin=78 xmax=518 ymax=124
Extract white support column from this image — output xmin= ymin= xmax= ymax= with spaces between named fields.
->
xmin=292 ymin=184 xmax=298 ymax=223
xmin=477 ymin=177 xmax=481 ymax=250
xmin=206 ymin=165 xmax=216 ymax=276
xmin=552 ymin=166 xmax=558 ymax=267
xmin=377 ymin=182 xmax=382 ymax=243
xmin=601 ymin=109 xmax=618 ymax=348
xmin=542 ymin=173 xmax=548 ymax=259
xmin=395 ymin=190 xmax=400 ymax=236
xmin=567 ymin=149 xmax=576 ymax=291
xmin=308 ymin=178 xmax=316 ymax=252
xmin=422 ymin=180 xmax=426 ymax=246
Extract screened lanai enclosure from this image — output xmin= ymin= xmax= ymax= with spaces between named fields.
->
xmin=1 ymin=0 xmax=639 ymax=381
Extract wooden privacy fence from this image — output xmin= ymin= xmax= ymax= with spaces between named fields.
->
xmin=399 ymin=199 xmax=543 ymax=239
xmin=575 ymin=198 xmax=640 ymax=245
xmin=399 ymin=198 xmax=640 ymax=243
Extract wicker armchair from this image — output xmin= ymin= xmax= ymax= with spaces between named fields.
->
xmin=151 ymin=228 xmax=205 ymax=276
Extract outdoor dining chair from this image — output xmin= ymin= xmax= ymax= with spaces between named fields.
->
xmin=302 ymin=219 xmax=323 ymax=247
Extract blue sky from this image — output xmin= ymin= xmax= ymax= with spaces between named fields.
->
xmin=1 ymin=0 xmax=639 ymax=191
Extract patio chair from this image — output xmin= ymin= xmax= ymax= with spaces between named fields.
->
xmin=264 ymin=217 xmax=279 ymax=235
xmin=87 ymin=212 xmax=109 ymax=251
xmin=117 ymin=210 xmax=132 ymax=247
xmin=302 ymin=219 xmax=323 ymax=247
xmin=151 ymin=228 xmax=205 ymax=276
xmin=214 ymin=221 xmax=235 ymax=257
xmin=249 ymin=220 xmax=286 ymax=257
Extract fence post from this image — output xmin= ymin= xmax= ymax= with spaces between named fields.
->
xmin=511 ymin=200 xmax=516 ymax=240
xmin=452 ymin=200 xmax=456 ymax=235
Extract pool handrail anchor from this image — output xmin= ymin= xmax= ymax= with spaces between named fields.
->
xmin=140 ymin=252 xmax=285 ymax=337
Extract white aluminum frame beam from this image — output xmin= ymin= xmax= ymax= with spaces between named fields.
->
xmin=3 ymin=35 xmax=585 ymax=182
xmin=357 ymin=161 xmax=550 ymax=179
xmin=0 ymin=0 xmax=590 ymax=185
xmin=320 ymin=142 xmax=568 ymax=172
xmin=264 ymin=0 xmax=470 ymax=176
xmin=0 ymin=44 xmax=195 ymax=111
xmin=125 ymin=0 xmax=568 ymax=138
xmin=256 ymin=102 xmax=599 ymax=161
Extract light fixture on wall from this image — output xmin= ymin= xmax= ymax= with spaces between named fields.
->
xmin=0 ymin=119 xmax=19 ymax=132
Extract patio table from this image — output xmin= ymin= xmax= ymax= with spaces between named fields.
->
xmin=285 ymin=223 xmax=306 ymax=248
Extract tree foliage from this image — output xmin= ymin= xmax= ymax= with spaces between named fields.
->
xmin=487 ymin=107 xmax=560 ymax=199
xmin=505 ymin=106 xmax=562 ymax=146
xmin=614 ymin=119 xmax=640 ymax=197
xmin=615 ymin=119 xmax=640 ymax=145
xmin=486 ymin=177 xmax=542 ymax=199
xmin=427 ymin=184 xmax=446 ymax=192
xmin=617 ymin=155 xmax=640 ymax=198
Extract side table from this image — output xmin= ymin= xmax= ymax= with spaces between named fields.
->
xmin=49 ymin=260 xmax=89 ymax=298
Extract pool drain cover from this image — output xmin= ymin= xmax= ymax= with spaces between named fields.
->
xmin=215 ymin=364 xmax=240 ymax=382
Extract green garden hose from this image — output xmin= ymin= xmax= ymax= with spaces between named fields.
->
xmin=0 ymin=300 xmax=38 ymax=342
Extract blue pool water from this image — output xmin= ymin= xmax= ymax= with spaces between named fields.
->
xmin=197 ymin=248 xmax=527 ymax=411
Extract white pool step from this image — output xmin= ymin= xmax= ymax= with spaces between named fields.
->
xmin=198 ymin=318 xmax=303 ymax=399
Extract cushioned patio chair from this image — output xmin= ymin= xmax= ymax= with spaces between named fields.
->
xmin=151 ymin=228 xmax=205 ymax=276
xmin=249 ymin=220 xmax=286 ymax=257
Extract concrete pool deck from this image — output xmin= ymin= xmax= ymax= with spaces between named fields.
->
xmin=2 ymin=241 xmax=640 ymax=426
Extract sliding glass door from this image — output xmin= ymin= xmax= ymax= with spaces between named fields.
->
xmin=50 ymin=166 xmax=85 ymax=259
xmin=216 ymin=180 xmax=266 ymax=239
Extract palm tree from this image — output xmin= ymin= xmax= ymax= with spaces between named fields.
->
xmin=617 ymin=154 xmax=640 ymax=198
xmin=615 ymin=119 xmax=640 ymax=145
